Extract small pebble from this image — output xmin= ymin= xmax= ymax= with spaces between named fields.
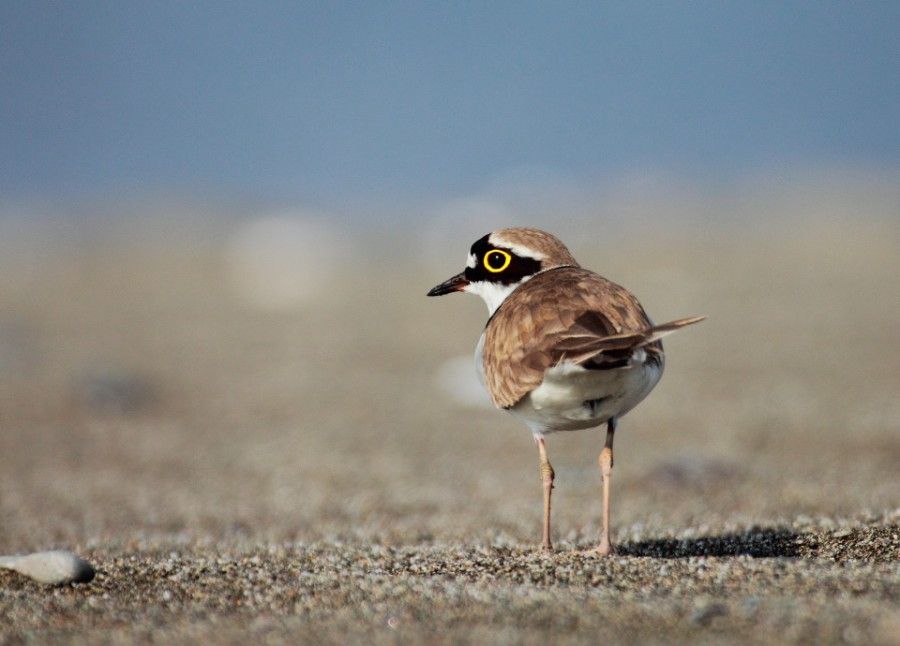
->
xmin=0 ymin=550 xmax=95 ymax=585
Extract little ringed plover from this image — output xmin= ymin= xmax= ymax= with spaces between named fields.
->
xmin=428 ymin=227 xmax=704 ymax=554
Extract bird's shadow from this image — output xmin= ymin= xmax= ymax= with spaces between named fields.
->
xmin=617 ymin=528 xmax=804 ymax=558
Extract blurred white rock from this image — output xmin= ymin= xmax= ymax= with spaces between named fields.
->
xmin=226 ymin=212 xmax=343 ymax=310
xmin=434 ymin=355 xmax=490 ymax=409
xmin=0 ymin=550 xmax=95 ymax=585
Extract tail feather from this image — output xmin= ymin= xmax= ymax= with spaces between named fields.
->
xmin=632 ymin=315 xmax=707 ymax=347
xmin=561 ymin=315 xmax=706 ymax=366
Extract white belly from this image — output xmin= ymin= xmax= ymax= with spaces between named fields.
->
xmin=475 ymin=333 xmax=663 ymax=435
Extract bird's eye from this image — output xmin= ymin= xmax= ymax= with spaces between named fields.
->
xmin=483 ymin=249 xmax=512 ymax=273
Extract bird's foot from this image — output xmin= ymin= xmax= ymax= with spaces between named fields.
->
xmin=583 ymin=541 xmax=614 ymax=558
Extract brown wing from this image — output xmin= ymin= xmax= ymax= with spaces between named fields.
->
xmin=482 ymin=267 xmax=703 ymax=409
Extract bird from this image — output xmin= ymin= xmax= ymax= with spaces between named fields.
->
xmin=427 ymin=228 xmax=704 ymax=554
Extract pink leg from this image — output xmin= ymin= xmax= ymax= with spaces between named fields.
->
xmin=596 ymin=418 xmax=616 ymax=556
xmin=536 ymin=437 xmax=555 ymax=551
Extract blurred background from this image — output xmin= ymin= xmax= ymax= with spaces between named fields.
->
xmin=1 ymin=2 xmax=898 ymax=550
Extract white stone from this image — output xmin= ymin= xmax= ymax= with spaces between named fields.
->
xmin=0 ymin=550 xmax=95 ymax=585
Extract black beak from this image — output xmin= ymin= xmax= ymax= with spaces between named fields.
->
xmin=427 ymin=271 xmax=469 ymax=296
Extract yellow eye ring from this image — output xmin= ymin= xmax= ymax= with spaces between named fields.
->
xmin=483 ymin=249 xmax=512 ymax=273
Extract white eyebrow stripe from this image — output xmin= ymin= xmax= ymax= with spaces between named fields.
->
xmin=466 ymin=252 xmax=477 ymax=268
xmin=487 ymin=233 xmax=544 ymax=260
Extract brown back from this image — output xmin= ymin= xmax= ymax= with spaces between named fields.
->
xmin=482 ymin=267 xmax=657 ymax=409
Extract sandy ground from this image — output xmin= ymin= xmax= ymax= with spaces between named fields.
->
xmin=0 ymin=215 xmax=898 ymax=643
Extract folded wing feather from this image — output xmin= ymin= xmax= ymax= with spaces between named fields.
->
xmin=482 ymin=265 xmax=705 ymax=409
xmin=556 ymin=315 xmax=706 ymax=366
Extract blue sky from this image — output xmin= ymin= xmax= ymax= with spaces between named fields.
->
xmin=1 ymin=2 xmax=898 ymax=206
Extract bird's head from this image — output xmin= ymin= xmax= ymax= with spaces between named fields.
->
xmin=427 ymin=228 xmax=579 ymax=315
